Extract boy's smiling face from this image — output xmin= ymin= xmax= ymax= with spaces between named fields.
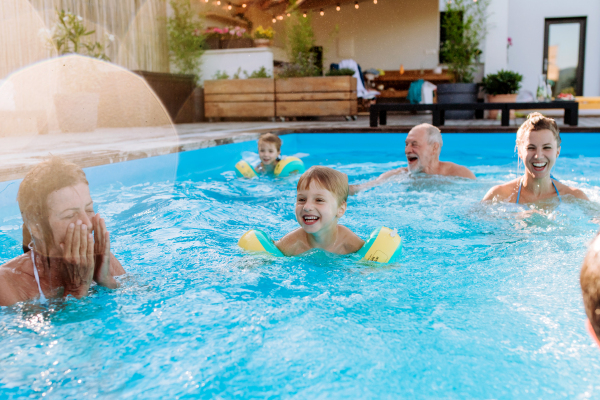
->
xmin=258 ymin=142 xmax=280 ymax=166
xmin=295 ymin=181 xmax=346 ymax=234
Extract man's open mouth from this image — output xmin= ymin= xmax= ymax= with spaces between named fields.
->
xmin=406 ymin=154 xmax=419 ymax=163
xmin=303 ymin=215 xmax=319 ymax=225
xmin=532 ymin=161 xmax=547 ymax=171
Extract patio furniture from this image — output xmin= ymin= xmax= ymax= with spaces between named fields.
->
xmin=374 ymin=70 xmax=452 ymax=102
xmin=369 ymin=101 xmax=579 ymax=127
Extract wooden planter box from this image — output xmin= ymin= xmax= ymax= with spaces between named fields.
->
xmin=275 ymin=76 xmax=358 ymax=118
xmin=204 ymin=78 xmax=275 ymax=119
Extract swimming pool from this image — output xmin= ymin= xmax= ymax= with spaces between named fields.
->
xmin=1 ymin=133 xmax=600 ymax=398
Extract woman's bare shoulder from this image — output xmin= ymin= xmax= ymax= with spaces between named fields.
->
xmin=276 ymin=228 xmax=309 ymax=256
xmin=482 ymin=178 xmax=520 ymax=202
xmin=555 ymin=181 xmax=590 ymax=200
xmin=0 ymin=254 xmax=33 ymax=306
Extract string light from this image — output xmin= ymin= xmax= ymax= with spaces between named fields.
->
xmin=336 ymin=4 xmax=340 ymax=10
xmin=242 ymin=3 xmax=246 ymax=7
xmin=272 ymin=17 xmax=276 ymax=22
xmin=373 ymin=0 xmax=377 ymax=3
xmin=303 ymin=12 xmax=307 ymax=17
xmin=216 ymin=0 xmax=221 ymax=5
xmin=320 ymin=8 xmax=324 ymax=16
xmin=287 ymin=13 xmax=291 ymax=17
xmin=278 ymin=15 xmax=283 ymax=20
xmin=227 ymin=2 xmax=232 ymax=9
xmin=355 ymin=1 xmax=359 ymax=9
xmin=204 ymin=0 xmax=209 ymax=3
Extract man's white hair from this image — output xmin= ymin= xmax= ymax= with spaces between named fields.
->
xmin=411 ymin=123 xmax=443 ymax=148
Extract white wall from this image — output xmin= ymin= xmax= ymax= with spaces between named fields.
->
xmin=199 ymin=48 xmax=273 ymax=84
xmin=507 ymin=0 xmax=599 ymax=96
xmin=311 ymin=0 xmax=440 ymax=72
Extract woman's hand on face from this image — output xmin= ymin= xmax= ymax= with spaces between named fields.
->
xmin=92 ymin=214 xmax=118 ymax=289
xmin=59 ymin=220 xmax=95 ymax=297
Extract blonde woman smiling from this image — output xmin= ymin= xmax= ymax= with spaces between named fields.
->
xmin=483 ymin=113 xmax=589 ymax=204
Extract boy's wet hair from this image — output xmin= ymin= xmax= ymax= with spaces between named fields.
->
xmin=297 ymin=166 xmax=348 ymax=205
xmin=516 ymin=112 xmax=561 ymax=149
xmin=17 ymin=157 xmax=88 ymax=248
xmin=258 ymin=133 xmax=281 ymax=152
xmin=581 ymin=233 xmax=600 ymax=338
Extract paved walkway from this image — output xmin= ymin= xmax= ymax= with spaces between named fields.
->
xmin=1 ymin=113 xmax=599 ymax=182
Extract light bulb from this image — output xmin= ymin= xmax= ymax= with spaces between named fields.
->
xmin=216 ymin=0 xmax=221 ymax=5
xmin=278 ymin=15 xmax=283 ymax=20
xmin=242 ymin=3 xmax=246 ymax=6
xmin=373 ymin=0 xmax=377 ymax=3
xmin=303 ymin=12 xmax=307 ymax=17
xmin=227 ymin=3 xmax=232 ymax=9
xmin=355 ymin=2 xmax=359 ymax=9
xmin=287 ymin=13 xmax=291 ymax=17
xmin=336 ymin=4 xmax=340 ymax=10
xmin=320 ymin=8 xmax=324 ymax=16
xmin=272 ymin=17 xmax=276 ymax=23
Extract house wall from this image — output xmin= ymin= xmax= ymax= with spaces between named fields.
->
xmin=310 ymin=0 xmax=440 ymax=72
xmin=507 ymin=0 xmax=600 ymax=96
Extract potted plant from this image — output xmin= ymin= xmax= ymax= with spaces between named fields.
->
xmin=50 ymin=9 xmax=112 ymax=132
xmin=221 ymin=26 xmax=253 ymax=49
xmin=482 ymin=69 xmax=523 ymax=119
xmin=204 ymin=27 xmax=223 ymax=49
xmin=166 ymin=0 xmax=206 ymax=122
xmin=253 ymin=26 xmax=274 ymax=47
xmin=437 ymin=0 xmax=489 ymax=119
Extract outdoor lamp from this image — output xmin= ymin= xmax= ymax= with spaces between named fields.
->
xmin=355 ymin=2 xmax=359 ymax=9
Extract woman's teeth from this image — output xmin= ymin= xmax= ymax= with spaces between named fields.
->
xmin=532 ymin=162 xmax=547 ymax=170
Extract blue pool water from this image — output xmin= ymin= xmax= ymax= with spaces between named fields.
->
xmin=1 ymin=133 xmax=600 ymax=399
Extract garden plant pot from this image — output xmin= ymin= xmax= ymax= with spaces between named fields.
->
xmin=220 ymin=38 xmax=253 ymax=49
xmin=436 ymin=83 xmax=479 ymax=119
xmin=54 ymin=93 xmax=100 ymax=133
xmin=486 ymin=93 xmax=518 ymax=120
xmin=254 ymin=39 xmax=271 ymax=47
xmin=204 ymin=36 xmax=220 ymax=50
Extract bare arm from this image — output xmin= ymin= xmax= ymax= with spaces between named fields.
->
xmin=482 ymin=185 xmax=502 ymax=202
xmin=276 ymin=229 xmax=309 ymax=257
xmin=349 ymin=167 xmax=407 ymax=195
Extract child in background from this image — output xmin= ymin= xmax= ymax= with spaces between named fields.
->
xmin=256 ymin=133 xmax=281 ymax=175
xmin=276 ymin=166 xmax=365 ymax=256
xmin=581 ymin=233 xmax=600 ymax=348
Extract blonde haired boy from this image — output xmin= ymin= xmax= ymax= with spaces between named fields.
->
xmin=276 ymin=166 xmax=365 ymax=256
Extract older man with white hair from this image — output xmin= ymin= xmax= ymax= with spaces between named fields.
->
xmin=349 ymin=123 xmax=475 ymax=195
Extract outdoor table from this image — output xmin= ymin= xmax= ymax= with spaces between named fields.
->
xmin=369 ymin=101 xmax=579 ymax=127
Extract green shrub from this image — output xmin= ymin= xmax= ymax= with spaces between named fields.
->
xmin=481 ymin=70 xmax=523 ymax=95
xmin=212 ymin=70 xmax=229 ymax=80
xmin=167 ymin=0 xmax=205 ymax=84
xmin=245 ymin=66 xmax=271 ymax=79
xmin=325 ymin=68 xmax=355 ymax=76
xmin=441 ymin=0 xmax=489 ymax=83
xmin=280 ymin=11 xmax=319 ymax=78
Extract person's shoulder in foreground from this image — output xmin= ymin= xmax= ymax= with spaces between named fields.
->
xmin=581 ymin=233 xmax=600 ymax=347
xmin=276 ymin=166 xmax=364 ymax=256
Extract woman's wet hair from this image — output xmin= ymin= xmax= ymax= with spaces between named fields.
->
xmin=516 ymin=112 xmax=561 ymax=149
xmin=17 ymin=157 xmax=88 ymax=249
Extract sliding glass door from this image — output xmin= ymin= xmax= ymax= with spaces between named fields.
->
xmin=543 ymin=17 xmax=586 ymax=96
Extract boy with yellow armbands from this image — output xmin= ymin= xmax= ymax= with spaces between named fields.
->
xmin=238 ymin=166 xmax=402 ymax=263
xmin=235 ymin=133 xmax=305 ymax=178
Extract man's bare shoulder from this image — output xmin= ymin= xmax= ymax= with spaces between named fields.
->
xmin=555 ymin=181 xmax=590 ymax=201
xmin=0 ymin=255 xmax=32 ymax=307
xmin=276 ymin=228 xmax=310 ymax=256
xmin=439 ymin=161 xmax=476 ymax=180
xmin=482 ymin=179 xmax=519 ymax=202
xmin=337 ymin=225 xmax=365 ymax=254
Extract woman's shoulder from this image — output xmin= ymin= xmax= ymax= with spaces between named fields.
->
xmin=0 ymin=254 xmax=33 ymax=306
xmin=555 ymin=180 xmax=590 ymax=200
xmin=482 ymin=178 xmax=520 ymax=202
